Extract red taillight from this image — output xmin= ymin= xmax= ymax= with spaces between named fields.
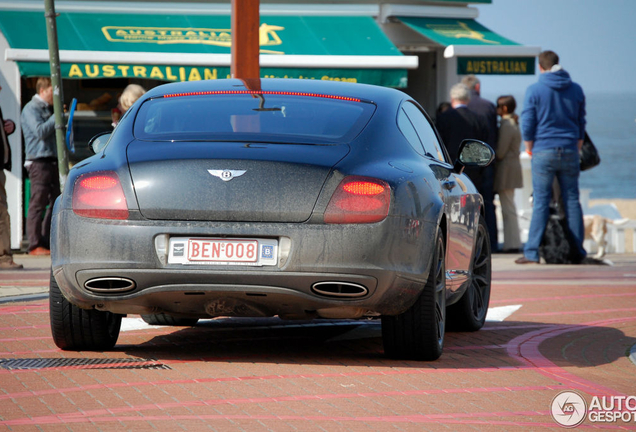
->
xmin=324 ymin=176 xmax=391 ymax=224
xmin=342 ymin=181 xmax=386 ymax=196
xmin=72 ymin=171 xmax=129 ymax=220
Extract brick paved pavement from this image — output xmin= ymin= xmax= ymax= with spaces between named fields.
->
xmin=0 ymin=253 xmax=635 ymax=430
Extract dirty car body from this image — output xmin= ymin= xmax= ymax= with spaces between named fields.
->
xmin=50 ymin=79 xmax=494 ymax=360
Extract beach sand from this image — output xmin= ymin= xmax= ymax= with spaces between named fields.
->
xmin=588 ymin=198 xmax=635 ymax=253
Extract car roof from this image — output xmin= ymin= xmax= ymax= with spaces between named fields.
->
xmin=142 ymin=78 xmax=406 ymax=107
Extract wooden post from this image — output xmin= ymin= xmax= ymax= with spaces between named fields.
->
xmin=231 ymin=0 xmax=260 ymax=80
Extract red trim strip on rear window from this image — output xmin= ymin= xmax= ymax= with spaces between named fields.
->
xmin=162 ymin=90 xmax=361 ymax=102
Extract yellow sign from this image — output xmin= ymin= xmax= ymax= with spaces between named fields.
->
xmin=102 ymin=23 xmax=285 ymax=54
xmin=63 ymin=63 xmax=361 ymax=83
xmin=67 ymin=64 xmax=221 ymax=81
xmin=427 ymin=21 xmax=500 ymax=45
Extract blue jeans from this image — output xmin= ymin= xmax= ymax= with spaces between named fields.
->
xmin=524 ymin=147 xmax=586 ymax=262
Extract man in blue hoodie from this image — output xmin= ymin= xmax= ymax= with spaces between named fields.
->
xmin=516 ymin=51 xmax=586 ymax=264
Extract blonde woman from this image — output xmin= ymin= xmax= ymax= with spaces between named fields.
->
xmin=112 ymin=84 xmax=146 ymax=127
xmin=494 ymin=95 xmax=523 ymax=252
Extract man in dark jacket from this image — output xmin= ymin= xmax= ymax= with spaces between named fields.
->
xmin=515 ymin=50 xmax=586 ymax=264
xmin=437 ymin=83 xmax=492 ymax=231
xmin=461 ymin=74 xmax=498 ymax=251
xmin=436 ymin=83 xmax=488 ymax=162
xmin=461 ymin=75 xmax=498 ymax=149
xmin=1 ymin=84 xmax=23 ymax=270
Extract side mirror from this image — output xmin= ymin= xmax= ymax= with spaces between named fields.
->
xmin=454 ymin=139 xmax=494 ymax=173
xmin=88 ymin=131 xmax=112 ymax=154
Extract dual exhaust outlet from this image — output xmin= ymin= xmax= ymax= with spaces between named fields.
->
xmin=85 ymin=278 xmax=367 ymax=298
xmin=311 ymin=281 xmax=368 ymax=298
xmin=85 ymin=277 xmax=136 ymax=293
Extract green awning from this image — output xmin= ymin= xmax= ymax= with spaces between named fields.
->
xmin=399 ymin=17 xmax=519 ymax=47
xmin=0 ymin=11 xmax=413 ymax=87
xmin=398 ymin=17 xmax=538 ymax=75
xmin=400 ymin=17 xmax=519 ymax=46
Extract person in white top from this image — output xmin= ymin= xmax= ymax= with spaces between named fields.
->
xmin=494 ymin=95 xmax=523 ymax=253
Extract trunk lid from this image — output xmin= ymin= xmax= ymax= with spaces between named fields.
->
xmin=127 ymin=141 xmax=349 ymax=222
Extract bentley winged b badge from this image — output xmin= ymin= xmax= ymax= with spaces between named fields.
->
xmin=208 ymin=169 xmax=247 ymax=182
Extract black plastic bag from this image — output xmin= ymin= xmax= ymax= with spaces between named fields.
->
xmin=539 ymin=214 xmax=585 ymax=264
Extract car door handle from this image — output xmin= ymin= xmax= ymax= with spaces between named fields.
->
xmin=442 ymin=181 xmax=456 ymax=190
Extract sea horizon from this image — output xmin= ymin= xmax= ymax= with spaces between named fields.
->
xmin=482 ymin=91 xmax=636 ymax=201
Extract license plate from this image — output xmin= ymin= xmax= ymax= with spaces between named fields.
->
xmin=168 ymin=237 xmax=278 ymax=266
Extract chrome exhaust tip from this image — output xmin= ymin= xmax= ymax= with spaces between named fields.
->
xmin=311 ymin=282 xmax=368 ymax=298
xmin=85 ymin=277 xmax=136 ymax=293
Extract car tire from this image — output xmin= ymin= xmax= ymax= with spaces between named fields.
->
xmin=447 ymin=214 xmax=492 ymax=331
xmin=49 ymin=271 xmax=122 ymax=351
xmin=381 ymin=228 xmax=446 ymax=361
xmin=141 ymin=314 xmax=199 ymax=327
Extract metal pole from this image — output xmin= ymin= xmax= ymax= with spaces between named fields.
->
xmin=43 ymin=0 xmax=69 ymax=184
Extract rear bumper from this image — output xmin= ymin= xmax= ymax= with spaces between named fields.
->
xmin=52 ymin=209 xmax=436 ymax=318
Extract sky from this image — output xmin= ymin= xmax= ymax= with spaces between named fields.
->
xmin=472 ymin=0 xmax=636 ymax=96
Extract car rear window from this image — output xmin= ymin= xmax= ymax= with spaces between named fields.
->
xmin=133 ymin=92 xmax=376 ymax=143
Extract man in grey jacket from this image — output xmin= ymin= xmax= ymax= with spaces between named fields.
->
xmin=21 ymin=77 xmax=59 ymax=255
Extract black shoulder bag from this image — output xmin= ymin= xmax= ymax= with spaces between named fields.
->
xmin=580 ymin=131 xmax=600 ymax=171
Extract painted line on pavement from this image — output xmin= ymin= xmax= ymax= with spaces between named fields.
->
xmin=3 ymin=316 xmax=632 ymax=426
xmin=490 ymin=291 xmax=636 ymax=305
xmin=0 ymin=365 xmax=530 ymax=400
xmin=485 ymin=305 xmax=522 ymax=322
xmin=0 ymin=324 xmax=49 ymax=331
xmin=493 ymin=280 xmax=636 ymax=286
xmin=522 ymin=307 xmax=636 ymax=317
xmin=120 ymin=317 xmax=166 ymax=332
xmin=507 ymin=316 xmax=636 ymax=397
xmin=0 ymin=413 xmax=570 ymax=429
xmin=0 ymin=293 xmax=48 ymax=304
xmin=0 ymin=387 xmax=565 ymax=427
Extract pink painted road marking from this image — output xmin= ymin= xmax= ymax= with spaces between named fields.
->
xmin=0 ymin=310 xmax=48 ymax=316
xmin=0 ymin=335 xmax=57 ymax=343
xmin=0 ymin=385 xmax=566 ymax=425
xmin=0 ymin=349 xmax=58 ymax=356
xmin=0 ymin=282 xmax=48 ymax=287
xmin=1 ymin=269 xmax=634 ymax=430
xmin=0 ymin=325 xmax=49 ymax=331
xmin=490 ymin=291 xmax=636 ymax=305
xmin=0 ymin=330 xmax=171 ymax=343
xmin=0 ymin=303 xmax=47 ymax=313
xmin=523 ymin=308 xmax=636 ymax=317
xmin=0 ymin=366 xmax=529 ymax=401
xmin=1 ymin=412 xmax=631 ymax=429
xmin=446 ymin=344 xmax=514 ymax=351
xmin=507 ymin=317 xmax=636 ymax=397
xmin=482 ymin=323 xmax=554 ymax=331
xmin=494 ymin=271 xmax=635 ymax=281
